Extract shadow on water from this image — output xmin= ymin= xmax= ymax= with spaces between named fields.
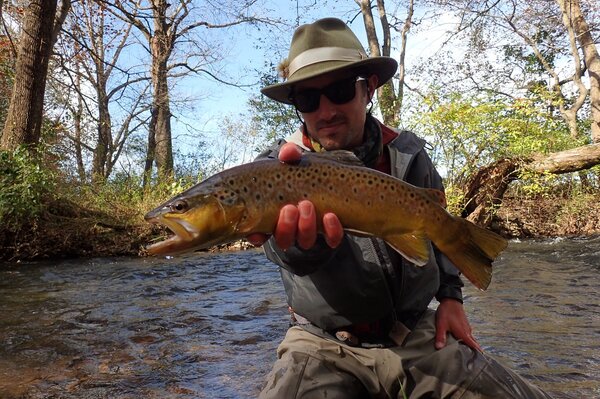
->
xmin=0 ymin=239 xmax=599 ymax=398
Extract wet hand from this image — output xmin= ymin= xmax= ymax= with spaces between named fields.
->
xmin=246 ymin=143 xmax=344 ymax=250
xmin=434 ymin=298 xmax=482 ymax=353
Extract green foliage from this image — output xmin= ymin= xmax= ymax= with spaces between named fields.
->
xmin=511 ymin=170 xmax=561 ymax=198
xmin=0 ymin=147 xmax=56 ymax=228
xmin=247 ymin=70 xmax=298 ymax=150
xmin=60 ymin=172 xmax=197 ymax=225
xmin=410 ymin=91 xmax=573 ymax=186
xmin=555 ymin=191 xmax=599 ymax=230
xmin=444 ymin=184 xmax=467 ymax=217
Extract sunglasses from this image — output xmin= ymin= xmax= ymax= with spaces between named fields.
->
xmin=289 ymin=76 xmax=367 ymax=113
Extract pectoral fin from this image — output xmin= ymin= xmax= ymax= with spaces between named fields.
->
xmin=384 ymin=232 xmax=431 ymax=266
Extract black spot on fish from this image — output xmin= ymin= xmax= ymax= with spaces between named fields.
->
xmin=278 ymin=194 xmax=284 ymax=201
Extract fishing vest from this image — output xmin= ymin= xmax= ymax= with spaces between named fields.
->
xmin=261 ymin=128 xmax=442 ymax=333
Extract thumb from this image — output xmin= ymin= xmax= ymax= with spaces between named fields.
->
xmin=434 ymin=326 xmax=447 ymax=350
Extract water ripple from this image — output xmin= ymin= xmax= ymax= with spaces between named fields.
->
xmin=1 ymin=241 xmax=599 ymax=398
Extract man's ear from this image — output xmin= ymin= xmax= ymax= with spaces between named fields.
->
xmin=367 ymin=74 xmax=379 ymax=99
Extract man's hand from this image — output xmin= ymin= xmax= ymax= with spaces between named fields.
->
xmin=246 ymin=143 xmax=344 ymax=250
xmin=434 ymin=298 xmax=482 ymax=353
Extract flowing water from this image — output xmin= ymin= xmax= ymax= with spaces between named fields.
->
xmin=0 ymin=238 xmax=599 ymax=398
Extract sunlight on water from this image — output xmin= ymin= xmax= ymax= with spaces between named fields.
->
xmin=1 ymin=239 xmax=599 ymax=398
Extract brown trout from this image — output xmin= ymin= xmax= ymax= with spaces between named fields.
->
xmin=145 ymin=151 xmax=507 ymax=290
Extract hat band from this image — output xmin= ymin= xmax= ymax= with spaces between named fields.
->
xmin=288 ymin=47 xmax=368 ymax=78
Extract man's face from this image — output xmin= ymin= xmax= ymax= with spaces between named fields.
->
xmin=291 ymin=72 xmax=378 ymax=151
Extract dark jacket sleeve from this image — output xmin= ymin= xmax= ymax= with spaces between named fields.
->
xmin=405 ymin=149 xmax=464 ymax=303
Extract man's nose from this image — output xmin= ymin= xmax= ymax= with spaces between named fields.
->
xmin=315 ymin=94 xmax=337 ymax=118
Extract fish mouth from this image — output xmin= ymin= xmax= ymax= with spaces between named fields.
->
xmin=145 ymin=215 xmax=199 ymax=255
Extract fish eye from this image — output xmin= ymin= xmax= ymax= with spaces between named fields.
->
xmin=170 ymin=200 xmax=188 ymax=213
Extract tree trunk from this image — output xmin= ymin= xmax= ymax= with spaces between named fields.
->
xmin=148 ymin=0 xmax=173 ymax=180
xmin=463 ymin=159 xmax=520 ymax=226
xmin=88 ymin=6 xmax=112 ymax=181
xmin=150 ymin=37 xmax=173 ymax=179
xmin=0 ymin=0 xmax=58 ymax=150
xmin=142 ymin=121 xmax=157 ymax=189
xmin=92 ymin=88 xmax=111 ymax=180
xmin=357 ymin=0 xmax=412 ymax=127
xmin=395 ymin=0 xmax=413 ymax=124
xmin=556 ymin=0 xmax=600 ymax=143
xmin=73 ymin=68 xmax=86 ymax=181
xmin=357 ymin=0 xmax=396 ymax=126
xmin=463 ymin=143 xmax=600 ymax=227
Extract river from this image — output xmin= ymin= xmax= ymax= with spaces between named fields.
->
xmin=0 ymin=237 xmax=599 ymax=398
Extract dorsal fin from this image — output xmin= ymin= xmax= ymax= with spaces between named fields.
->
xmin=423 ymin=188 xmax=447 ymax=208
xmin=306 ymin=150 xmax=365 ymax=166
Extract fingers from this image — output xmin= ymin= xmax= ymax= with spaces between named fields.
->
xmin=323 ymin=213 xmax=343 ymax=248
xmin=273 ymin=200 xmax=342 ymax=251
xmin=274 ymin=204 xmax=300 ymax=250
xmin=296 ymin=201 xmax=317 ymax=249
xmin=434 ymin=320 xmax=448 ymax=350
xmin=278 ymin=142 xmax=303 ymax=163
xmin=463 ymin=332 xmax=483 ymax=353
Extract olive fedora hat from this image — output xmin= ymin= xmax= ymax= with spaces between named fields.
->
xmin=261 ymin=18 xmax=398 ymax=104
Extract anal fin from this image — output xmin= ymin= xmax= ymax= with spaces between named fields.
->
xmin=385 ymin=232 xmax=431 ymax=266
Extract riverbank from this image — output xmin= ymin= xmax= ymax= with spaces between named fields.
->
xmin=1 ymin=193 xmax=599 ymax=262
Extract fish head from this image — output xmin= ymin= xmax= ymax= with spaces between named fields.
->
xmin=144 ymin=181 xmax=247 ymax=256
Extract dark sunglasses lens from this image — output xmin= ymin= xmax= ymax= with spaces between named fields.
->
xmin=292 ymin=77 xmax=360 ymax=112
xmin=293 ymin=89 xmax=320 ymax=113
xmin=325 ymin=78 xmax=357 ymax=104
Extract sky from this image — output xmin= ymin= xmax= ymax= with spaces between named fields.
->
xmin=183 ymin=2 xmax=456 ymax=123
xmin=163 ymin=1 xmax=462 ymax=169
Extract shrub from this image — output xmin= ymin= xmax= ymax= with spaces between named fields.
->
xmin=0 ymin=146 xmax=56 ymax=228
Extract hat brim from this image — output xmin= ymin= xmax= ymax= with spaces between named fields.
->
xmin=261 ymin=57 xmax=398 ymax=104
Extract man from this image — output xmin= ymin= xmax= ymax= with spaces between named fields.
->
xmin=249 ymin=18 xmax=551 ymax=398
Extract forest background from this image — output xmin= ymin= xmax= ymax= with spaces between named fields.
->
xmin=0 ymin=0 xmax=599 ymax=261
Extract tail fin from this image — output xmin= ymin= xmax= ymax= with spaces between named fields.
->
xmin=440 ymin=218 xmax=508 ymax=290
